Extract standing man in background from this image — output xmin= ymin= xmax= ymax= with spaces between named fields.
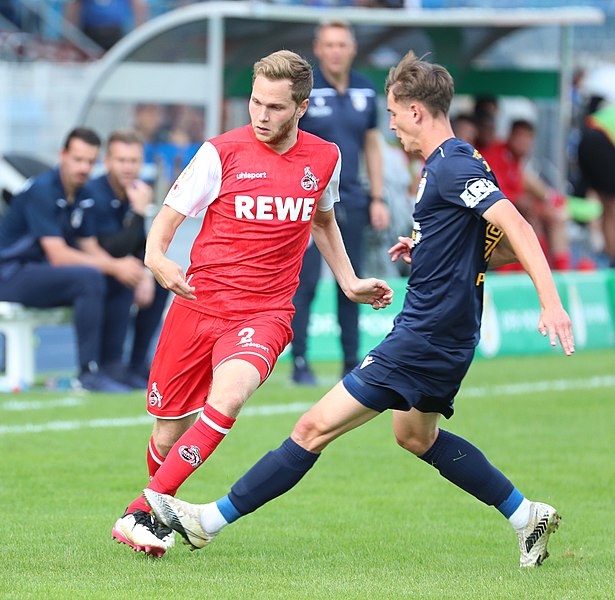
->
xmin=90 ymin=129 xmax=169 ymax=389
xmin=0 ymin=127 xmax=145 ymax=392
xmin=291 ymin=20 xmax=390 ymax=385
xmin=578 ymin=94 xmax=615 ymax=268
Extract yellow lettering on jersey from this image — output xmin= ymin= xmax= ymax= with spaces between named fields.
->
xmin=473 ymin=148 xmax=492 ymax=173
xmin=476 ymin=272 xmax=485 ymax=286
xmin=484 ymin=223 xmax=504 ymax=260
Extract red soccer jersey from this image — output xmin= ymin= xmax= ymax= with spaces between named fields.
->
xmin=164 ymin=125 xmax=341 ymax=319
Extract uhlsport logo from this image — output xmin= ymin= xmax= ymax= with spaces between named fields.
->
xmin=237 ymin=171 xmax=267 ymax=180
xmin=301 ymin=167 xmax=319 ymax=192
xmin=148 ymin=382 xmax=162 ymax=408
xmin=179 ymin=445 xmax=203 ymax=468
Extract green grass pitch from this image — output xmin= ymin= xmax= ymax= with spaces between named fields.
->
xmin=1 ymin=349 xmax=614 ymax=599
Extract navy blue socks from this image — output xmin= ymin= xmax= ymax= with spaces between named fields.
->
xmin=217 ymin=437 xmax=319 ymax=523
xmin=419 ymin=429 xmax=515 ymax=508
xmin=215 ymin=430 xmax=523 ymax=526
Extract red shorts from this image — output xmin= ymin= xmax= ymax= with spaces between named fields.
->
xmin=147 ymin=302 xmax=293 ymax=419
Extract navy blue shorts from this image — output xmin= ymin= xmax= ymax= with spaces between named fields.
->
xmin=342 ymin=321 xmax=475 ymax=419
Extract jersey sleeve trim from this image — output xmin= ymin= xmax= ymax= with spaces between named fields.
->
xmin=317 ymin=145 xmax=341 ymax=212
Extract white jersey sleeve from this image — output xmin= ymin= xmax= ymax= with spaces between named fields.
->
xmin=317 ymin=146 xmax=341 ymax=212
xmin=163 ymin=141 xmax=222 ymax=217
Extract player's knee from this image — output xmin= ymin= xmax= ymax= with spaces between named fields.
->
xmin=395 ymin=429 xmax=437 ymax=456
xmin=208 ymin=394 xmax=245 ymax=418
xmin=291 ymin=414 xmax=325 ymax=451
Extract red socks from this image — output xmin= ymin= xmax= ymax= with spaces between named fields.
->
xmin=147 ymin=404 xmax=236 ymax=497
xmin=147 ymin=436 xmax=165 ymax=478
xmin=124 ymin=437 xmax=168 ymax=514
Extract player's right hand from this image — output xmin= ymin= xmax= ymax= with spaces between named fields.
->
xmin=388 ymin=236 xmax=413 ymax=265
xmin=147 ymin=256 xmax=196 ymax=300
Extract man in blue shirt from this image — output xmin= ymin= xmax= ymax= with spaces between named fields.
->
xmin=0 ymin=127 xmax=145 ymax=392
xmin=145 ymin=52 xmax=575 ymax=568
xmin=291 ymin=20 xmax=389 ymax=384
xmin=89 ymin=129 xmax=169 ymax=388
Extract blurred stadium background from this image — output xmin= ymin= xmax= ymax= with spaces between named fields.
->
xmin=0 ymin=0 xmax=614 ymax=384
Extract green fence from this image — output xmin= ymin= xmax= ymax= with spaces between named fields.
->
xmin=291 ymin=270 xmax=615 ymax=362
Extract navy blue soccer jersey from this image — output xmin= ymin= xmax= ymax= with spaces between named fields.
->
xmin=401 ymin=137 xmax=507 ymax=348
xmin=89 ymin=174 xmax=130 ymax=236
xmin=299 ymin=67 xmax=378 ymax=208
xmin=0 ymin=168 xmax=96 ymax=269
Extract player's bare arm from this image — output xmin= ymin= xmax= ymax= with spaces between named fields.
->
xmin=311 ymin=207 xmax=393 ymax=310
xmin=482 ymin=199 xmax=575 ymax=356
xmin=144 ymin=204 xmax=196 ymax=300
xmin=487 ymin=234 xmax=518 ymax=269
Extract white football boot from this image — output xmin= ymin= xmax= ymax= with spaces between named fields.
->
xmin=144 ymin=489 xmax=217 ymax=551
xmin=112 ymin=510 xmax=168 ymax=557
xmin=516 ymin=502 xmax=561 ymax=567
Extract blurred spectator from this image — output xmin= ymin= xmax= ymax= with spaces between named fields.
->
xmin=578 ymin=96 xmax=615 ymax=269
xmin=89 ymin=129 xmax=170 ymax=388
xmin=482 ymin=119 xmax=572 ymax=271
xmin=134 ymin=103 xmax=167 ymax=145
xmin=0 ymin=1 xmax=20 ymax=27
xmin=0 ymin=127 xmax=145 ymax=392
xmin=365 ymin=133 xmax=419 ymax=279
xmin=133 ymin=103 xmax=201 ymax=197
xmin=474 ymin=112 xmax=497 ymax=154
xmin=473 ymin=95 xmax=499 ymax=153
xmin=64 ymin=0 xmax=148 ymax=50
xmin=452 ymin=113 xmax=478 ymax=145
xmin=473 ymin=95 xmax=499 ymax=119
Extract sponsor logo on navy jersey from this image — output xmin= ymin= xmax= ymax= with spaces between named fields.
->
xmin=460 ymin=178 xmax=499 ymax=208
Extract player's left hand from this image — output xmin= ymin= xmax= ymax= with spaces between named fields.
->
xmin=347 ymin=278 xmax=393 ymax=310
xmin=388 ymin=236 xmax=413 ymax=264
xmin=538 ymin=304 xmax=575 ymax=356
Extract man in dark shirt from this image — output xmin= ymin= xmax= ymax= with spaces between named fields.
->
xmin=0 ymin=127 xmax=145 ymax=392
xmin=145 ymin=51 xmax=574 ymax=569
xmin=291 ymin=20 xmax=389 ymax=384
xmin=89 ymin=129 xmax=169 ymax=388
